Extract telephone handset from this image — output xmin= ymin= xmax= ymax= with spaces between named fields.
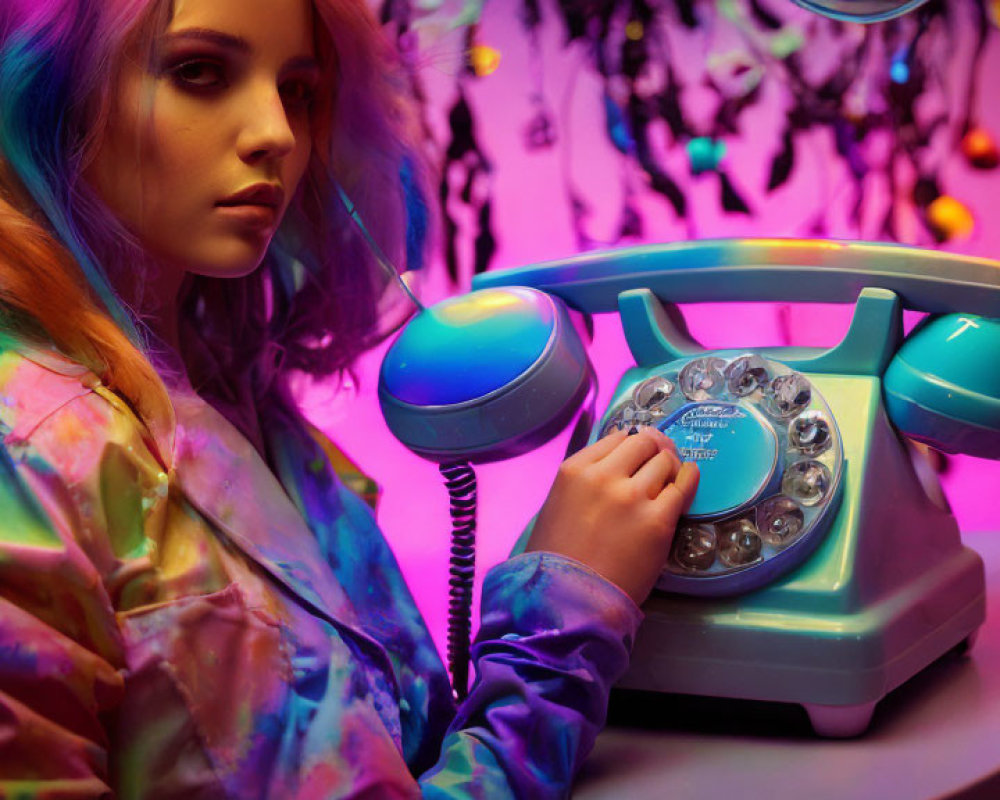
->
xmin=382 ymin=238 xmax=1000 ymax=457
xmin=379 ymin=238 xmax=999 ymax=731
xmin=381 ymin=238 xmax=999 ymax=587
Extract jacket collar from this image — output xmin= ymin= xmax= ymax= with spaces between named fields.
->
xmin=168 ymin=387 xmax=363 ymax=629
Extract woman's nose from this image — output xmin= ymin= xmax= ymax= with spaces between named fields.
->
xmin=236 ymin=84 xmax=297 ymax=164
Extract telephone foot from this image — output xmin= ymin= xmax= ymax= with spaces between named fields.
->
xmin=803 ymin=701 xmax=877 ymax=738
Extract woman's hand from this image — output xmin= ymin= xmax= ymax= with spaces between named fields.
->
xmin=525 ymin=427 xmax=699 ymax=607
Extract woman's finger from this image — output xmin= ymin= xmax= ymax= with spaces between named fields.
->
xmin=631 ymin=448 xmax=682 ymax=499
xmin=562 ymin=428 xmax=628 ymax=468
xmin=674 ymin=460 xmax=700 ymax=510
xmin=599 ymin=426 xmax=674 ymax=476
xmin=653 ymin=461 xmax=701 ymax=527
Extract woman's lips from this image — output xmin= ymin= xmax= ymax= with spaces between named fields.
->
xmin=215 ymin=183 xmax=284 ymax=231
xmin=215 ymin=203 xmax=278 ymax=230
xmin=218 ymin=183 xmax=284 ymax=209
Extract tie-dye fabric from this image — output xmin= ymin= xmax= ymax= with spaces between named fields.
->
xmin=0 ymin=343 xmax=642 ymax=799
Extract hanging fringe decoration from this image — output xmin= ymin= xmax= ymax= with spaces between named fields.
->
xmin=381 ymin=0 xmax=998 ymax=280
xmin=379 ymin=1 xmax=497 ymax=284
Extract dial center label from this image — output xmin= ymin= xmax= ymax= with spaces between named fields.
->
xmin=662 ymin=402 xmax=779 ymax=518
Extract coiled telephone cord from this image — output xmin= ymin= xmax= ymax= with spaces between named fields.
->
xmin=439 ymin=460 xmax=477 ymax=701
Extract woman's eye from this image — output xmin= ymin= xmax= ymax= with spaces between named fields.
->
xmin=280 ymin=79 xmax=316 ymax=110
xmin=170 ymin=60 xmax=226 ymax=90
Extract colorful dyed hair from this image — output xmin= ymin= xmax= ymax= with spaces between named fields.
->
xmin=0 ymin=0 xmax=426 ymax=449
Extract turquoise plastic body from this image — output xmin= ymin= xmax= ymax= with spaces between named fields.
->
xmin=511 ymin=370 xmax=984 ymax=731
xmin=603 ymin=282 xmax=983 ymax=731
xmin=619 ymin=370 xmax=984 ymax=723
xmin=485 ymin=239 xmax=992 ymax=732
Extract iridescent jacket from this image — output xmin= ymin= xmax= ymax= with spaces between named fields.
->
xmin=0 ymin=343 xmax=641 ymax=799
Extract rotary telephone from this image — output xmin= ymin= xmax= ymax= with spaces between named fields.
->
xmin=378 ymin=238 xmax=1000 ymax=735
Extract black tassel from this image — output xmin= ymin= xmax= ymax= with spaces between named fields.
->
xmin=767 ymin=128 xmax=795 ymax=192
xmin=719 ymin=170 xmax=752 ymax=215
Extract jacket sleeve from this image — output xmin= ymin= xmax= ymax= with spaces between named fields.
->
xmin=311 ymin=458 xmax=642 ymax=800
xmin=295 ymin=428 xmax=643 ymax=800
xmin=416 ymin=552 xmax=643 ymax=800
xmin=0 ymin=439 xmax=126 ymax=798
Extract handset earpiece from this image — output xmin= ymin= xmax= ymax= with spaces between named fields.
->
xmin=884 ymin=313 xmax=1000 ymax=460
xmin=379 ymin=286 xmax=594 ymax=462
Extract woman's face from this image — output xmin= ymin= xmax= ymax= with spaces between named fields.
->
xmin=85 ymin=0 xmax=321 ymax=281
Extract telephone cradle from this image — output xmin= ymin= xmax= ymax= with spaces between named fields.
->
xmin=379 ymin=238 xmax=1000 ymax=736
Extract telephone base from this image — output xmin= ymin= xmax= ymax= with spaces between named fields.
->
xmin=612 ymin=369 xmax=987 ymax=737
xmin=618 ymin=543 xmax=984 ymax=736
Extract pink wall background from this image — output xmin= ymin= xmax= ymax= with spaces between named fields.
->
xmin=301 ymin=3 xmax=1000 ymax=660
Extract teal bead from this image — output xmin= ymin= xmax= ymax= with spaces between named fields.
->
xmin=687 ymin=137 xmax=726 ymax=175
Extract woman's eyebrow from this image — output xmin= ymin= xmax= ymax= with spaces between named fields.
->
xmin=160 ymin=28 xmax=319 ymax=71
xmin=162 ymin=28 xmax=252 ymax=53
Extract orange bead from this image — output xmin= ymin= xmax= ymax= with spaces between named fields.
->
xmin=926 ymin=195 xmax=975 ymax=241
xmin=961 ymin=127 xmax=1000 ymax=169
xmin=469 ymin=44 xmax=501 ymax=77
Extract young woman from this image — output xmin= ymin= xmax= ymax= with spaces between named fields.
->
xmin=0 ymin=0 xmax=697 ymax=796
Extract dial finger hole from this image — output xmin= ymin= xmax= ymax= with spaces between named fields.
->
xmin=671 ymin=524 xmax=718 ymax=572
xmin=756 ymin=495 xmax=805 ymax=546
xmin=724 ymin=355 xmax=770 ymax=397
xmin=679 ymin=357 xmax=727 ymax=401
xmin=781 ymin=460 xmax=832 ymax=507
xmin=762 ymin=372 xmax=812 ymax=418
xmin=718 ymin=518 xmax=763 ymax=567
xmin=633 ymin=376 xmax=675 ymax=411
xmin=790 ymin=410 xmax=832 ymax=456
xmin=600 ymin=411 xmax=625 ymax=438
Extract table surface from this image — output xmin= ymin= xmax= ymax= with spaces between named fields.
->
xmin=574 ymin=529 xmax=1000 ymax=800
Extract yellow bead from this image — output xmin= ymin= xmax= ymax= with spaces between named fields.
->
xmin=625 ymin=20 xmax=644 ymax=41
xmin=469 ymin=44 xmax=501 ymax=77
xmin=927 ymin=195 xmax=975 ymax=241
